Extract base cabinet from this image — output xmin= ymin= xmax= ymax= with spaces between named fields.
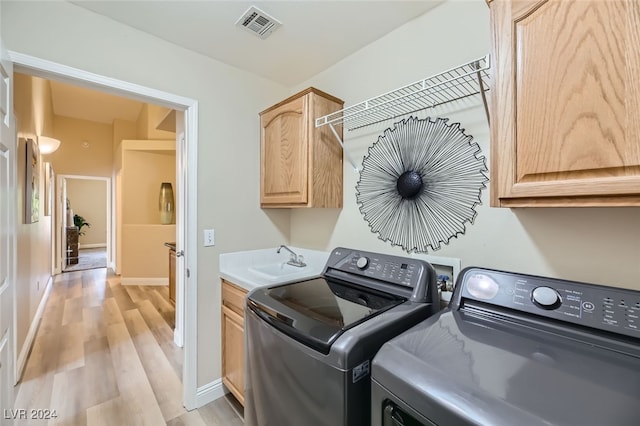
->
xmin=221 ymin=279 xmax=248 ymax=406
xmin=169 ymin=249 xmax=176 ymax=305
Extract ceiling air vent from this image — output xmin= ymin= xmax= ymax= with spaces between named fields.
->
xmin=235 ymin=6 xmax=282 ymax=40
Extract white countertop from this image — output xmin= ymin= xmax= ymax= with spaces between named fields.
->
xmin=219 ymin=246 xmax=330 ymax=292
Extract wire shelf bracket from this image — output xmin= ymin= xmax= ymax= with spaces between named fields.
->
xmin=316 ymin=54 xmax=491 ymax=171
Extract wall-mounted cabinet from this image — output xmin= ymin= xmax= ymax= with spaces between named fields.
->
xmin=489 ymin=0 xmax=640 ymax=207
xmin=260 ymin=88 xmax=344 ymax=208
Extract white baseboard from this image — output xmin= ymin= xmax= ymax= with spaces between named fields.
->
xmin=120 ymin=277 xmax=168 ymax=286
xmin=195 ymin=379 xmax=227 ymax=408
xmin=17 ymin=275 xmax=53 ymax=379
xmin=79 ymin=243 xmax=107 ymax=249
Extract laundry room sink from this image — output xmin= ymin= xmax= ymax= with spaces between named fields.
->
xmin=249 ymin=263 xmax=306 ymax=280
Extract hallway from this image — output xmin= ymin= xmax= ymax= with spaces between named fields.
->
xmin=13 ymin=269 xmax=242 ymax=425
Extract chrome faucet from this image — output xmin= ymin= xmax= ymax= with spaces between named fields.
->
xmin=277 ymin=245 xmax=306 ymax=267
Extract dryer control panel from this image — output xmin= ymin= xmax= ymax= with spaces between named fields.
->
xmin=456 ymin=267 xmax=640 ymax=340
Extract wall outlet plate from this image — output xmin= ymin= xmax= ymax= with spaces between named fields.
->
xmin=204 ymin=229 xmax=215 ymax=247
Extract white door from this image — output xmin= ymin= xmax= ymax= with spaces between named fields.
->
xmin=0 ymin=35 xmax=16 ymax=424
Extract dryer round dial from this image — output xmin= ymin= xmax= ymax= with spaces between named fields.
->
xmin=531 ymin=286 xmax=562 ymax=310
xmin=356 ymin=257 xmax=370 ymax=270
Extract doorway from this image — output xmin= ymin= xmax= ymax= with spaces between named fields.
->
xmin=11 ymin=53 xmax=199 ymax=409
xmin=57 ymin=175 xmax=110 ymax=273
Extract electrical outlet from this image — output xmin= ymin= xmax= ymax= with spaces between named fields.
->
xmin=204 ymin=229 xmax=215 ymax=247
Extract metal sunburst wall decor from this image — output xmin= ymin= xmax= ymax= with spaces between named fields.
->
xmin=356 ymin=116 xmax=488 ymax=253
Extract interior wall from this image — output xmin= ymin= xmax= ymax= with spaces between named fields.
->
xmin=65 ymin=178 xmax=107 ymax=247
xmin=48 ymin=115 xmax=113 ymax=177
xmin=119 ymin=140 xmax=176 ymax=279
xmin=290 ymin=0 xmax=640 ymax=290
xmin=2 ymin=1 xmax=291 ymax=386
xmin=12 ymin=73 xmax=54 ymax=356
xmin=136 ymin=104 xmax=175 ymax=140
xmin=122 ymin=143 xmax=176 ymax=225
xmin=121 ymin=225 xmax=176 ymax=280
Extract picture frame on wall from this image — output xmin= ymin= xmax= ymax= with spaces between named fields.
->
xmin=25 ymin=137 xmax=40 ymax=224
xmin=44 ymin=161 xmax=53 ymax=216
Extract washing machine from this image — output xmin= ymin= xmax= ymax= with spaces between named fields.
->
xmin=244 ymin=247 xmax=441 ymax=426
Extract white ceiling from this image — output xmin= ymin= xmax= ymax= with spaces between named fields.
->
xmin=48 ymin=1 xmax=443 ymax=123
xmin=70 ymin=0 xmax=443 ymax=86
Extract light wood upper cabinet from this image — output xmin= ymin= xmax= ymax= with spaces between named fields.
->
xmin=489 ymin=0 xmax=640 ymax=207
xmin=260 ymin=88 xmax=344 ymax=208
xmin=221 ymin=279 xmax=248 ymax=406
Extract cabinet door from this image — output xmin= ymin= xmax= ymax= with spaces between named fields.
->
xmin=169 ymin=250 xmax=176 ymax=305
xmin=260 ymin=95 xmax=309 ymax=206
xmin=490 ymin=0 xmax=640 ymax=206
xmin=222 ymin=305 xmax=245 ymax=406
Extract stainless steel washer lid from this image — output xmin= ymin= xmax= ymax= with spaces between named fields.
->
xmin=372 ymin=309 xmax=640 ymax=426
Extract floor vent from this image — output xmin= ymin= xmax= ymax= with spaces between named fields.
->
xmin=235 ymin=6 xmax=282 ymax=39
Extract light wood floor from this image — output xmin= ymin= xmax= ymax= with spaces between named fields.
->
xmin=14 ymin=268 xmax=243 ymax=425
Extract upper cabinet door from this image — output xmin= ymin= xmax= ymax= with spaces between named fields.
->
xmin=260 ymin=88 xmax=343 ymax=208
xmin=490 ymin=0 xmax=640 ymax=207
xmin=260 ymin=95 xmax=309 ymax=206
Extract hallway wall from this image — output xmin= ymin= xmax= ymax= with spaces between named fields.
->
xmin=12 ymin=73 xmax=55 ymax=359
xmin=47 ymin=115 xmax=113 ymax=177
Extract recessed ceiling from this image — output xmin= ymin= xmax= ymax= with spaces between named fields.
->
xmin=49 ymin=80 xmax=144 ymax=124
xmin=70 ymin=1 xmax=443 ymax=86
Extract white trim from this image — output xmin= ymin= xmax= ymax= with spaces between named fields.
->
xmin=183 ymin=102 xmax=199 ymax=409
xmin=9 ymin=51 xmax=199 ymax=409
xmin=16 ymin=276 xmax=53 ymax=379
xmin=195 ymin=379 xmax=227 ymax=408
xmin=9 ymin=52 xmax=194 ymax=109
xmin=79 ymin=243 xmax=107 ymax=249
xmin=121 ymin=277 xmax=168 ymax=286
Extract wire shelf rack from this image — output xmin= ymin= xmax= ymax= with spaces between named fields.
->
xmin=315 ymin=55 xmax=491 ymax=171
xmin=316 ymin=55 xmax=490 ymax=132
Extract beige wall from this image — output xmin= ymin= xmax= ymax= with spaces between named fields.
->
xmin=47 ymin=115 xmax=113 ymax=177
xmin=121 ymin=225 xmax=176 ymax=280
xmin=113 ymin=119 xmax=137 ymax=157
xmin=136 ymin=104 xmax=176 ymax=140
xmin=120 ymin=139 xmax=176 ymax=279
xmin=121 ymin=140 xmax=176 ymax=225
xmin=66 ymin=178 xmax=107 ymax=247
xmin=12 ymin=73 xmax=54 ymax=356
xmin=291 ymin=0 xmax=640 ymax=290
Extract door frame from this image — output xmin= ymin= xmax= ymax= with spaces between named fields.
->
xmin=9 ymin=52 xmax=199 ymax=409
xmin=56 ymin=175 xmax=111 ymax=274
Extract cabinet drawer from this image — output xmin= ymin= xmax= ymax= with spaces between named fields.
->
xmin=222 ymin=280 xmax=247 ymax=316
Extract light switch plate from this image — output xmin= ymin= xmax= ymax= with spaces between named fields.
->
xmin=204 ymin=229 xmax=215 ymax=246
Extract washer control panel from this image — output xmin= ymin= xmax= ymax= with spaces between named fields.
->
xmin=458 ymin=267 xmax=640 ymax=339
xmin=326 ymin=248 xmax=426 ymax=289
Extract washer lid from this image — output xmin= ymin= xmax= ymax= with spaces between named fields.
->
xmin=372 ymin=309 xmax=640 ymax=426
xmin=247 ymin=277 xmax=404 ymax=354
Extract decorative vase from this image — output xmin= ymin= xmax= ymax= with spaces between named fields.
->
xmin=67 ymin=208 xmax=74 ymax=227
xmin=159 ymin=182 xmax=175 ymax=225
